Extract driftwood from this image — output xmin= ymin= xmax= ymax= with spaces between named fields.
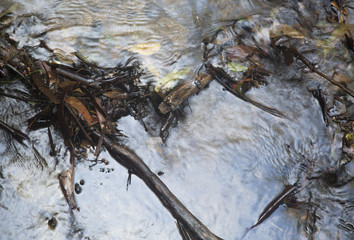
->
xmin=91 ymin=130 xmax=223 ymax=240
xmin=159 ymin=74 xmax=213 ymax=114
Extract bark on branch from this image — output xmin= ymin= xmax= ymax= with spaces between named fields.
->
xmin=91 ymin=131 xmax=223 ymax=240
xmin=159 ymin=74 xmax=213 ymax=114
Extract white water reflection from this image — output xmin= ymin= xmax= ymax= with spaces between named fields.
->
xmin=8 ymin=0 xmax=270 ymax=84
xmin=0 ymin=0 xmax=352 ymax=239
xmin=116 ymin=75 xmax=329 ymax=239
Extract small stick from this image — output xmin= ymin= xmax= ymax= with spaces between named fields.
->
xmin=291 ymin=47 xmax=354 ymax=98
xmin=55 ymin=68 xmax=99 ymax=88
xmin=0 ymin=119 xmax=29 ymax=145
xmin=206 ymin=64 xmax=285 ymax=118
xmin=242 ymin=185 xmax=296 ymax=239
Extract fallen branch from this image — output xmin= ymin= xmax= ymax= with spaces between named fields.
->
xmin=91 ymin=130 xmax=223 ymax=240
xmin=159 ymin=74 xmax=213 ymax=114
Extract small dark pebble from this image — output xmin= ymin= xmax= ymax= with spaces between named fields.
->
xmin=157 ymin=171 xmax=164 ymax=176
xmin=0 ymin=166 xmax=4 ymax=179
xmin=48 ymin=217 xmax=57 ymax=230
xmin=323 ymin=171 xmax=338 ymax=186
xmin=102 ymin=158 xmax=109 ymax=165
xmin=75 ymin=183 xmax=82 ymax=194
xmin=79 ymin=179 xmax=85 ymax=185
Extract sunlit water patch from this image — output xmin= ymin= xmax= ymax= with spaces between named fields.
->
xmin=7 ymin=0 xmax=273 ymax=84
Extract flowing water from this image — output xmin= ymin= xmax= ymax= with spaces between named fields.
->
xmin=0 ymin=0 xmax=353 ymax=239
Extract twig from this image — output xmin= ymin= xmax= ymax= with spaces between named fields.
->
xmin=206 ymin=64 xmax=285 ymax=118
xmin=0 ymin=119 xmax=29 ymax=145
xmin=0 ymin=90 xmax=35 ymax=102
xmin=48 ymin=127 xmax=56 ymax=156
xmin=56 ymin=68 xmax=99 ymax=88
xmin=242 ymin=185 xmax=296 ymax=239
xmin=5 ymin=63 xmax=26 ymax=80
xmin=291 ymin=47 xmax=354 ymax=98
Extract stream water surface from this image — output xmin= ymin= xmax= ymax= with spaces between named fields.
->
xmin=0 ymin=0 xmax=353 ymax=240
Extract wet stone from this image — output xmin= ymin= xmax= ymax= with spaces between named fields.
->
xmin=75 ymin=183 xmax=82 ymax=194
xmin=48 ymin=217 xmax=57 ymax=230
xmin=322 ymin=171 xmax=338 ymax=186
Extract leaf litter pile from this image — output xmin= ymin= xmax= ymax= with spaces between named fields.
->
xmin=0 ymin=0 xmax=353 ymax=239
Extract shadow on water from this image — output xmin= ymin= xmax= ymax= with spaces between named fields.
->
xmin=0 ymin=0 xmax=353 ymax=239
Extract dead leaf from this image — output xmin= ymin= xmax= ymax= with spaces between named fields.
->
xmin=38 ymin=61 xmax=57 ymax=85
xmin=57 ymin=80 xmax=78 ymax=89
xmin=52 ymin=48 xmax=76 ymax=65
xmin=228 ymin=62 xmax=248 ymax=72
xmin=103 ymin=90 xmax=128 ymax=99
xmin=334 ymin=73 xmax=352 ymax=84
xmin=65 ymin=96 xmax=93 ymax=125
xmin=319 ymin=26 xmax=354 ymax=58
xmin=225 ymin=44 xmax=257 ymax=61
xmin=269 ymin=24 xmax=305 ymax=39
xmin=330 ymin=25 xmax=354 ymax=40
xmin=59 ymin=169 xmax=77 ymax=210
xmin=29 ymin=68 xmax=59 ymax=104
xmin=0 ymin=3 xmax=17 ymax=19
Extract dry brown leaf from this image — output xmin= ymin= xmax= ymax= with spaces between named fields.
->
xmin=103 ymin=90 xmax=128 ymax=99
xmin=269 ymin=24 xmax=305 ymax=39
xmin=65 ymin=96 xmax=93 ymax=125
xmin=334 ymin=73 xmax=352 ymax=84
xmin=225 ymin=44 xmax=257 ymax=61
xmin=28 ymin=61 xmax=59 ymax=104
xmin=0 ymin=3 xmax=17 ymax=19
xmin=57 ymin=80 xmax=78 ymax=89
